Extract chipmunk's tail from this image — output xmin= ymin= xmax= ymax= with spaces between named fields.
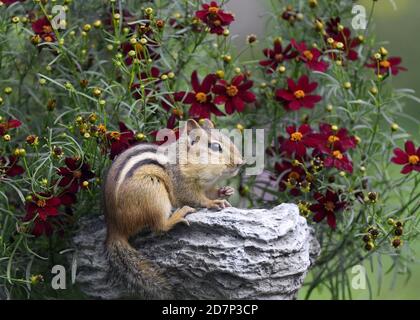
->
xmin=106 ymin=237 xmax=172 ymax=299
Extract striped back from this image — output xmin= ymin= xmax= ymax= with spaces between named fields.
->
xmin=108 ymin=143 xmax=169 ymax=195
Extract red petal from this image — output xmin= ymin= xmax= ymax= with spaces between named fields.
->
xmin=8 ymin=119 xmax=22 ymax=129
xmin=46 ymin=197 xmax=61 ymax=207
xmin=212 ymin=85 xmax=227 ymax=95
xmin=225 ymin=100 xmax=235 ymax=115
xmin=209 ymin=103 xmax=225 ymax=116
xmin=313 ymin=211 xmax=326 ymax=223
xmin=238 ymin=80 xmax=253 ymax=92
xmin=232 ymin=96 xmax=245 ymax=112
xmin=401 ymin=165 xmax=413 ymax=175
xmin=288 ymin=100 xmax=302 ymax=111
xmin=276 ymin=89 xmax=294 ymax=101
xmin=232 ymin=75 xmax=244 ymax=87
xmin=327 ymin=213 xmax=337 ymax=229
xmin=297 ymin=75 xmax=309 ymax=89
xmin=239 ymin=91 xmax=256 ymax=103
xmin=214 ymin=95 xmax=227 ymax=104
xmin=259 ymin=59 xmax=273 ymax=67
xmin=201 ymin=74 xmax=216 ymax=93
xmin=191 ymin=71 xmax=200 ymax=93
xmin=287 ymin=78 xmax=297 ymax=92
xmin=405 ymin=141 xmax=416 ymax=155
xmin=299 ymin=124 xmax=311 ymax=135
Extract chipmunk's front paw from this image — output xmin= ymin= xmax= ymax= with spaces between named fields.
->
xmin=206 ymin=199 xmax=232 ymax=211
xmin=218 ymin=186 xmax=235 ymax=198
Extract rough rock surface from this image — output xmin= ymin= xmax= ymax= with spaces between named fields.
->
xmin=72 ymin=204 xmax=318 ymax=299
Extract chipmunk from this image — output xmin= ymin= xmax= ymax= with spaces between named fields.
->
xmin=103 ymin=119 xmax=244 ymax=299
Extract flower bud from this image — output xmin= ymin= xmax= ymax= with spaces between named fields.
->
xmin=308 ymin=0 xmax=318 ymax=8
xmin=216 ymin=70 xmax=225 ymax=79
xmin=135 ymin=133 xmax=146 ymax=141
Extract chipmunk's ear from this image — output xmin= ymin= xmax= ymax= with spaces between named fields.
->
xmin=199 ymin=119 xmax=215 ymax=130
xmin=185 ymin=119 xmax=200 ymax=133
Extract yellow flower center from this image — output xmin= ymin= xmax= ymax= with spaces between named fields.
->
xmin=303 ymin=50 xmax=314 ymax=61
xmin=332 ymin=150 xmax=343 ymax=160
xmin=294 ymin=90 xmax=305 ymax=99
xmin=43 ymin=25 xmax=53 ymax=33
xmin=380 ymin=60 xmax=391 ymax=68
xmin=274 ymin=53 xmax=284 ymax=62
xmin=213 ymin=19 xmax=222 ymax=26
xmin=73 ymin=170 xmax=82 ymax=179
xmin=324 ymin=201 xmax=335 ymax=212
xmin=109 ymin=131 xmax=121 ymax=140
xmin=290 ymin=131 xmax=303 ymax=141
xmin=226 ymin=85 xmax=239 ymax=97
xmin=288 ymin=171 xmax=300 ymax=181
xmin=98 ymin=124 xmax=107 ymax=134
xmin=44 ymin=36 xmax=53 ymax=43
xmin=195 ymin=92 xmax=207 ymax=103
xmin=172 ymin=108 xmax=184 ymax=117
xmin=209 ymin=6 xmax=220 ymax=14
xmin=408 ymin=155 xmax=419 ymax=165
xmin=36 ymin=199 xmax=46 ymax=208
xmin=135 ymin=43 xmax=145 ymax=53
xmin=328 ymin=135 xmax=340 ymax=144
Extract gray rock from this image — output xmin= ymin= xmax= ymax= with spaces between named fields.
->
xmin=72 ymin=203 xmax=319 ymax=299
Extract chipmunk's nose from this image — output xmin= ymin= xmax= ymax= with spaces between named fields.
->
xmin=237 ymin=158 xmax=245 ymax=167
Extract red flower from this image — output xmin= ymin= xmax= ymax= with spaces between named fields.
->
xmin=274 ymin=160 xmax=306 ymax=196
xmin=311 ymin=123 xmax=357 ymax=153
xmin=323 ymin=149 xmax=354 ymax=173
xmin=0 ymin=156 xmax=24 ymax=177
xmin=106 ymin=122 xmax=136 ymax=160
xmin=325 ymin=17 xmax=361 ymax=61
xmin=195 ymin=1 xmax=234 ymax=35
xmin=59 ymin=191 xmax=77 ymax=207
xmin=57 ymin=157 xmax=95 ymax=193
xmin=174 ymin=71 xmax=224 ymax=119
xmin=310 ymin=190 xmax=346 ymax=229
xmin=0 ymin=118 xmax=21 ymax=136
xmin=32 ymin=17 xmax=56 ymax=43
xmin=391 ymin=141 xmax=420 ymax=174
xmin=259 ymin=39 xmax=298 ymax=73
xmin=25 ymin=194 xmax=61 ymax=221
xmin=23 ymin=193 xmax=63 ymax=237
xmin=281 ymin=124 xmax=314 ymax=158
xmin=291 ymin=39 xmax=329 ymax=72
xmin=276 ymin=75 xmax=322 ymax=111
xmin=366 ymin=56 xmax=407 ymax=76
xmin=213 ymin=75 xmax=256 ymax=114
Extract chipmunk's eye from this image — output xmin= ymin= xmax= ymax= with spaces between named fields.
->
xmin=209 ymin=142 xmax=222 ymax=153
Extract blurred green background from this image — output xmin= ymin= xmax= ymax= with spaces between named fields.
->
xmin=326 ymin=0 xmax=420 ymax=300
xmin=227 ymin=0 xmax=420 ymax=299
xmin=303 ymin=0 xmax=420 ymax=300
xmin=305 ymin=0 xmax=420 ymax=300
